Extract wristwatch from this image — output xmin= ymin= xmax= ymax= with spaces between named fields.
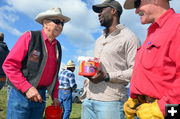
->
xmin=104 ymin=73 xmax=110 ymax=82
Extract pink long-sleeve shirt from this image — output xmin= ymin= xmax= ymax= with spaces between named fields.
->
xmin=3 ymin=30 xmax=59 ymax=98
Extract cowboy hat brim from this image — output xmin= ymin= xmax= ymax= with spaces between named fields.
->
xmin=35 ymin=8 xmax=70 ymax=25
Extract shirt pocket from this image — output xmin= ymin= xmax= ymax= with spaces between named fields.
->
xmin=141 ymin=44 xmax=160 ymax=69
xmin=27 ymin=50 xmax=41 ymax=72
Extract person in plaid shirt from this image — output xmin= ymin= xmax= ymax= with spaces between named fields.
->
xmin=58 ymin=60 xmax=77 ymax=119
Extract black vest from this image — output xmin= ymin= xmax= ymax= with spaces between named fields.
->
xmin=9 ymin=31 xmax=61 ymax=95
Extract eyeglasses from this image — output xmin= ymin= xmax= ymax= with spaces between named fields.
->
xmin=46 ymin=19 xmax=64 ymax=26
xmin=134 ymin=0 xmax=141 ymax=8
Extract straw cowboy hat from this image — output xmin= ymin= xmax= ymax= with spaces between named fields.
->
xmin=35 ymin=7 xmax=70 ymax=25
xmin=66 ymin=60 xmax=75 ymax=68
xmin=124 ymin=0 xmax=135 ymax=9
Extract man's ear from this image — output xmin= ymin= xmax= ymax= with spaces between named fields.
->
xmin=111 ymin=8 xmax=117 ymax=15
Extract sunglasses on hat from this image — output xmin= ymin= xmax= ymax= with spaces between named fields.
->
xmin=46 ymin=19 xmax=64 ymax=26
xmin=134 ymin=0 xmax=141 ymax=8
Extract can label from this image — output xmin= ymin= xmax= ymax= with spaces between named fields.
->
xmin=84 ymin=61 xmax=95 ymax=73
xmin=78 ymin=56 xmax=99 ymax=76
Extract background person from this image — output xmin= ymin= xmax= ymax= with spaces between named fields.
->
xmin=0 ymin=32 xmax=9 ymax=90
xmin=0 ymin=32 xmax=9 ymax=112
xmin=58 ymin=60 xmax=77 ymax=119
xmin=123 ymin=0 xmax=180 ymax=118
xmin=3 ymin=7 xmax=70 ymax=119
xmin=81 ymin=0 xmax=140 ymax=119
xmin=79 ymin=79 xmax=89 ymax=102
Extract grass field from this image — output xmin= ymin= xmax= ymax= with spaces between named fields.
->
xmin=0 ymin=87 xmax=81 ymax=119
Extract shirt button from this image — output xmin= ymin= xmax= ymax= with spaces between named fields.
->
xmin=148 ymin=41 xmax=152 ymax=45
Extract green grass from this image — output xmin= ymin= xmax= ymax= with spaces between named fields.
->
xmin=0 ymin=87 xmax=7 ymax=119
xmin=70 ymin=103 xmax=81 ymax=119
xmin=0 ymin=87 xmax=81 ymax=119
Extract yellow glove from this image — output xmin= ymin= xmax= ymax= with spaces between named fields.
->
xmin=136 ymin=100 xmax=164 ymax=119
xmin=123 ymin=98 xmax=139 ymax=119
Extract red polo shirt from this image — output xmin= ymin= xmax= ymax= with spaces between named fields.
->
xmin=130 ymin=9 xmax=180 ymax=114
xmin=38 ymin=30 xmax=57 ymax=87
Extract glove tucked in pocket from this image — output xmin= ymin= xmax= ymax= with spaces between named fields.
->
xmin=123 ymin=98 xmax=139 ymax=119
xmin=136 ymin=100 xmax=164 ymax=119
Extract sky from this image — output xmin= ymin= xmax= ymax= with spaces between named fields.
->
xmin=0 ymin=0 xmax=180 ymax=88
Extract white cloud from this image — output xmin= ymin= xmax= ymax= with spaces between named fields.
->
xmin=64 ymin=23 xmax=95 ymax=48
xmin=2 ymin=0 xmax=100 ymax=48
xmin=6 ymin=0 xmax=58 ymax=18
xmin=0 ymin=6 xmax=22 ymax=36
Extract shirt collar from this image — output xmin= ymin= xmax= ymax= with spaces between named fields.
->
xmin=149 ymin=8 xmax=175 ymax=29
xmin=103 ymin=24 xmax=125 ymax=36
xmin=41 ymin=29 xmax=57 ymax=44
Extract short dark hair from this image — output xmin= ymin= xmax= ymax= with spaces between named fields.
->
xmin=116 ymin=10 xmax=121 ymax=18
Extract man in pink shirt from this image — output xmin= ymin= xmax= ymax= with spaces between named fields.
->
xmin=3 ymin=8 xmax=70 ymax=119
xmin=123 ymin=0 xmax=180 ymax=119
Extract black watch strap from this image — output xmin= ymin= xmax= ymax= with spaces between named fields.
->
xmin=104 ymin=73 xmax=110 ymax=82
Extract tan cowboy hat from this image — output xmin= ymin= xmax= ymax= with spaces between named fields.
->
xmin=35 ymin=7 xmax=71 ymax=25
xmin=66 ymin=60 xmax=75 ymax=68
xmin=124 ymin=0 xmax=135 ymax=9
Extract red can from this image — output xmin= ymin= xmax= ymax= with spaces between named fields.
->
xmin=78 ymin=57 xmax=99 ymax=76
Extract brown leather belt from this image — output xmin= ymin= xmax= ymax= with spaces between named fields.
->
xmin=137 ymin=95 xmax=156 ymax=103
xmin=0 ymin=77 xmax=6 ymax=81
xmin=130 ymin=95 xmax=157 ymax=110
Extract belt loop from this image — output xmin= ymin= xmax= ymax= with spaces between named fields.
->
xmin=0 ymin=77 xmax=6 ymax=81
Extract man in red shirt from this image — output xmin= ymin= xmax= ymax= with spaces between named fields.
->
xmin=123 ymin=0 xmax=180 ymax=118
xmin=3 ymin=8 xmax=70 ymax=119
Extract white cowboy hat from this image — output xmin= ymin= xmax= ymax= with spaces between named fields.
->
xmin=124 ymin=0 xmax=135 ymax=9
xmin=66 ymin=60 xmax=75 ymax=68
xmin=35 ymin=7 xmax=70 ymax=24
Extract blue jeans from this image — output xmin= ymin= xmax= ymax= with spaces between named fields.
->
xmin=81 ymin=98 xmax=124 ymax=119
xmin=6 ymin=87 xmax=46 ymax=119
xmin=58 ymin=89 xmax=72 ymax=119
